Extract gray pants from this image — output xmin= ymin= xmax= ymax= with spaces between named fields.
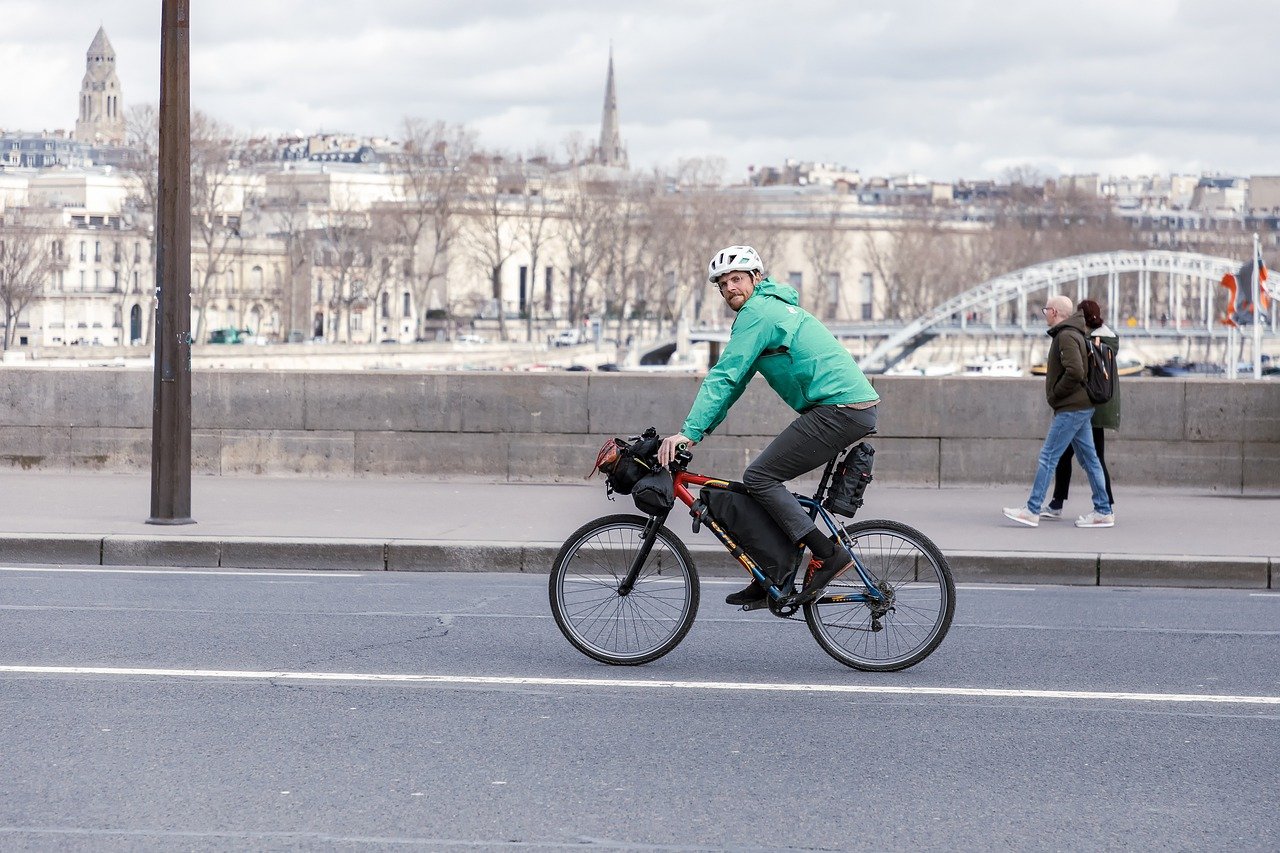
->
xmin=743 ymin=405 xmax=878 ymax=542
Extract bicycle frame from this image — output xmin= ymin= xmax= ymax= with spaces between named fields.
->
xmin=669 ymin=468 xmax=886 ymax=607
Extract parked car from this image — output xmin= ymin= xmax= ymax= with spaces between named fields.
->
xmin=553 ymin=328 xmax=584 ymax=347
xmin=457 ymin=334 xmax=487 ymax=344
xmin=207 ymin=327 xmax=251 ymax=344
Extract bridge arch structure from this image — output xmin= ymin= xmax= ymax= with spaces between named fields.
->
xmin=861 ymin=250 xmax=1255 ymax=371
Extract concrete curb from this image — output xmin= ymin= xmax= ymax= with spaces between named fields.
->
xmin=0 ymin=534 xmax=1273 ymax=589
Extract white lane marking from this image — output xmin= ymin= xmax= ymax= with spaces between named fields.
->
xmin=2 ymin=665 xmax=1276 ymax=706
xmin=0 ymin=567 xmax=362 ymax=578
xmin=955 ymin=585 xmax=1037 ymax=591
xmin=1248 ymin=593 xmax=1280 ymax=598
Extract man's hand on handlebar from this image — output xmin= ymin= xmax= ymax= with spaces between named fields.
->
xmin=658 ymin=432 xmax=694 ymax=467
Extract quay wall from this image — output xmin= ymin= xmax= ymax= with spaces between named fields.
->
xmin=0 ymin=369 xmax=1276 ymax=491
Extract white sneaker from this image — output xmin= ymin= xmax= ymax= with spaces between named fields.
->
xmin=1075 ymin=511 xmax=1115 ymax=528
xmin=1002 ymin=506 xmax=1039 ymax=527
xmin=1039 ymin=506 xmax=1063 ymax=519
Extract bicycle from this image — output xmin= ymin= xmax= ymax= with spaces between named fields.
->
xmin=549 ymin=429 xmax=955 ymax=671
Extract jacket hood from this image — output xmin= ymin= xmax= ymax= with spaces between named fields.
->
xmin=751 ymin=276 xmax=799 ymax=306
xmin=1048 ymin=310 xmax=1089 ymax=337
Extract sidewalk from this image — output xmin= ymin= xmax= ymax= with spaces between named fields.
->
xmin=0 ymin=472 xmax=1274 ymax=587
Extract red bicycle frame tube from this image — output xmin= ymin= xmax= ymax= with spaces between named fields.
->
xmin=672 ymin=470 xmax=730 ymax=509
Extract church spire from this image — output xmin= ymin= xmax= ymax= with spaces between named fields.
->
xmin=594 ymin=49 xmax=628 ymax=169
xmin=75 ymin=26 xmax=125 ymax=145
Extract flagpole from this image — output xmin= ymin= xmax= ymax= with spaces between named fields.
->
xmin=1252 ymin=232 xmax=1263 ymax=380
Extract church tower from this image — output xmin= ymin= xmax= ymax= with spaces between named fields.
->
xmin=74 ymin=27 xmax=125 ymax=145
xmin=593 ymin=50 xmax=628 ymax=169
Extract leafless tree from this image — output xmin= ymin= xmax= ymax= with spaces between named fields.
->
xmin=464 ymin=154 xmax=522 ymax=341
xmin=0 ymin=215 xmax=51 ymax=350
xmin=190 ymin=111 xmax=243 ymax=344
xmin=639 ymin=158 xmax=738 ymax=330
xmin=366 ymin=208 xmax=406 ymax=342
xmin=266 ymin=188 xmax=316 ymax=340
xmin=597 ymin=175 xmax=655 ymax=346
xmin=863 ymin=213 xmax=966 ymax=321
xmin=391 ymin=118 xmax=476 ymax=340
xmin=514 ymin=163 xmax=559 ymax=341
xmin=558 ymin=155 xmax=614 ymax=327
xmin=316 ymin=194 xmax=372 ymax=343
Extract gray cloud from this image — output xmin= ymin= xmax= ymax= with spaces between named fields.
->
xmin=2 ymin=0 xmax=1276 ymax=181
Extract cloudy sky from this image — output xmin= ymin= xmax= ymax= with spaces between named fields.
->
xmin=2 ymin=0 xmax=1277 ymax=182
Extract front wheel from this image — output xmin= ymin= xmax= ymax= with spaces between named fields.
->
xmin=804 ymin=519 xmax=955 ymax=672
xmin=549 ymin=514 xmax=700 ymax=665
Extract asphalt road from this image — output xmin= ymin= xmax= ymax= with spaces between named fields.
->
xmin=2 ymin=566 xmax=1278 ymax=851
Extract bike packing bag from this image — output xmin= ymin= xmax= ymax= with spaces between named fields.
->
xmin=822 ymin=442 xmax=874 ymax=517
xmin=631 ymin=469 xmax=675 ymax=515
xmin=588 ymin=430 xmax=661 ymax=496
xmin=701 ymin=487 xmax=802 ymax=585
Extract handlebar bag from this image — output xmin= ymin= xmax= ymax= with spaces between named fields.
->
xmin=632 ymin=469 xmax=675 ymax=515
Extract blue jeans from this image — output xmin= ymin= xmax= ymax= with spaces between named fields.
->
xmin=1027 ymin=409 xmax=1112 ymax=516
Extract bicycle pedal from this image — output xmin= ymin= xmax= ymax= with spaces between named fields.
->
xmin=739 ymin=599 xmax=771 ymax=612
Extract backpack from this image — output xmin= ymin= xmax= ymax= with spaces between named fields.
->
xmin=699 ymin=487 xmax=803 ymax=585
xmin=1073 ymin=331 xmax=1117 ymax=405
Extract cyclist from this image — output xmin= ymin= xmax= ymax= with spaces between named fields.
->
xmin=657 ymin=245 xmax=879 ymax=606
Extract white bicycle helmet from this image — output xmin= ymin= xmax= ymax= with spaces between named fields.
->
xmin=707 ymin=245 xmax=763 ymax=284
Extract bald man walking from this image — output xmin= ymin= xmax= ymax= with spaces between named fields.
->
xmin=1003 ymin=295 xmax=1115 ymax=528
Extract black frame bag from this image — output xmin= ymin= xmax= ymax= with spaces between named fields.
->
xmin=701 ymin=487 xmax=802 ymax=584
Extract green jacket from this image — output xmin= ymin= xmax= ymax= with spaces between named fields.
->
xmin=680 ymin=278 xmax=878 ymax=443
xmin=1088 ymin=323 xmax=1121 ymax=430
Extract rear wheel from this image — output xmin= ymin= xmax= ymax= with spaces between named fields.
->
xmin=804 ymin=519 xmax=954 ymax=672
xmin=549 ymin=514 xmax=699 ymax=665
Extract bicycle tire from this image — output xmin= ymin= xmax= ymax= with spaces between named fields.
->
xmin=803 ymin=519 xmax=955 ymax=672
xmin=549 ymin=514 xmax=700 ymax=666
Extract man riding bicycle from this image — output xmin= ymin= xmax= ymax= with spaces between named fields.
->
xmin=657 ymin=245 xmax=879 ymax=607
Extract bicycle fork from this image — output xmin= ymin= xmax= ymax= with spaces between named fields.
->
xmin=616 ymin=514 xmax=665 ymax=596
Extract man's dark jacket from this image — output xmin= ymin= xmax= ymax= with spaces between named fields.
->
xmin=1045 ymin=310 xmax=1092 ymax=412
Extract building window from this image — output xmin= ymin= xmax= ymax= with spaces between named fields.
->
xmin=94 ymin=270 xmax=101 ymax=289
xmin=860 ymin=272 xmax=874 ymax=320
xmin=134 ymin=242 xmax=141 ymax=263
xmin=251 ymin=266 xmax=263 ymax=290
xmin=94 ymin=241 xmax=101 ymax=262
xmin=788 ymin=271 xmax=803 ymax=295
xmin=79 ymin=241 xmax=86 ymax=262
xmin=381 ymin=292 xmax=390 ymax=319
xmin=826 ymin=271 xmax=841 ymax=315
xmin=402 ymin=292 xmax=411 ymax=317
xmin=79 ymin=271 xmax=86 ymax=289
xmin=132 ymin=270 xmax=139 ymax=291
xmin=316 ymin=282 xmax=324 ymax=303
xmin=352 ymin=312 xmax=363 ymax=331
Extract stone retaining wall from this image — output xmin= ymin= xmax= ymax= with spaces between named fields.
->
xmin=0 ymin=368 xmax=1276 ymax=490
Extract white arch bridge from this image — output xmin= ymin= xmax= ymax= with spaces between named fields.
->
xmin=860 ymin=250 xmax=1273 ymax=372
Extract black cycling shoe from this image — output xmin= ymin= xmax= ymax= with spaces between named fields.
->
xmin=794 ymin=549 xmax=852 ymax=604
xmin=725 ymin=580 xmax=768 ymax=606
